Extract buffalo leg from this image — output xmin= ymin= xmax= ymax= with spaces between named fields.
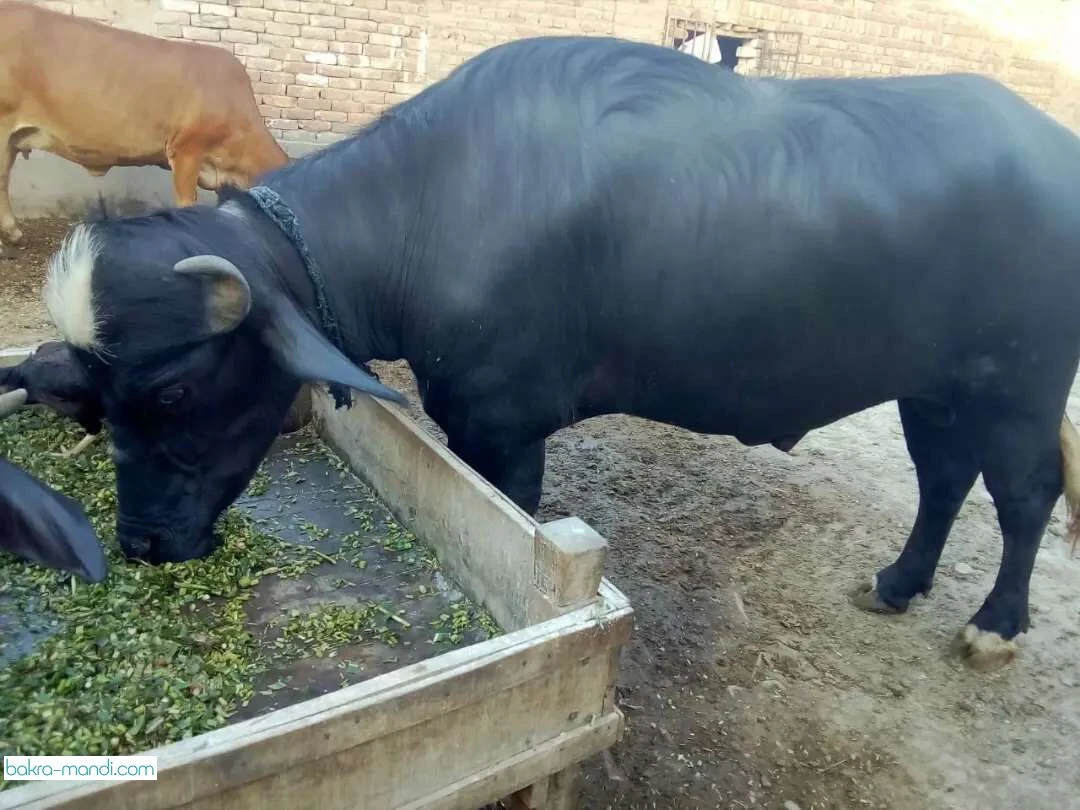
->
xmin=448 ymin=435 xmax=546 ymax=515
xmin=851 ymin=398 xmax=979 ymax=613
xmin=951 ymin=409 xmax=1063 ymax=671
xmin=0 ymin=139 xmax=21 ymax=246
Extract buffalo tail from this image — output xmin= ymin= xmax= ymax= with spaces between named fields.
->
xmin=1059 ymin=416 xmax=1080 ymax=556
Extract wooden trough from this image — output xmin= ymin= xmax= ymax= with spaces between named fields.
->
xmin=0 ymin=345 xmax=633 ymax=810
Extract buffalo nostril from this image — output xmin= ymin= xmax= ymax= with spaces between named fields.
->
xmin=120 ymin=536 xmax=151 ymax=558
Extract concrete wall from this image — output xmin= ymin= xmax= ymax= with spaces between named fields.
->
xmin=11 ymin=0 xmax=1080 ymax=215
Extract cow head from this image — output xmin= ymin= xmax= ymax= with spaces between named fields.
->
xmin=0 ymin=390 xmax=108 ymax=582
xmin=33 ymin=210 xmax=405 ymax=564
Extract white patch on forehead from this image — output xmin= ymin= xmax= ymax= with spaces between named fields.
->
xmin=43 ymin=223 xmax=102 ymax=350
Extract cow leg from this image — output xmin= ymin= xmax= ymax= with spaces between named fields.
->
xmin=166 ymin=145 xmax=202 ymax=207
xmin=851 ymin=398 xmax=979 ymax=614
xmin=0 ymin=140 xmax=22 ymax=246
xmin=447 ymin=434 xmax=547 ymax=515
xmin=950 ymin=409 xmax=1063 ymax=671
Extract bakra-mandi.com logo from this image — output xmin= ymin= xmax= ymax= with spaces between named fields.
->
xmin=3 ymin=755 xmax=158 ymax=782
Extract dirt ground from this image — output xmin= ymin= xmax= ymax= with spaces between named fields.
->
xmin=3 ymin=217 xmax=1080 ymax=810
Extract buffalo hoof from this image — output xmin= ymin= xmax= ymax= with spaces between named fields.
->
xmin=849 ymin=575 xmax=904 ymax=614
xmin=951 ymin=624 xmax=1018 ymax=672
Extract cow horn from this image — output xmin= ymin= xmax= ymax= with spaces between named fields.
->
xmin=173 ymin=255 xmax=252 ymax=335
xmin=0 ymin=388 xmax=28 ymax=420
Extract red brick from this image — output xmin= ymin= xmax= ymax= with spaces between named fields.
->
xmin=222 ymin=29 xmax=258 ymax=43
xmin=301 ymin=25 xmax=338 ymax=39
xmin=335 ymin=6 xmax=369 ymax=20
xmin=330 ymin=98 xmax=365 ymax=113
xmin=191 ymin=14 xmax=230 ymax=28
xmin=336 ymin=53 xmax=371 ymax=67
xmin=287 ymin=84 xmax=321 ymax=98
xmin=236 ymin=6 xmax=273 ymax=20
xmin=329 ymin=41 xmax=365 ymax=55
xmin=251 ymin=80 xmax=285 ymax=94
xmin=343 ymin=16 xmax=376 ymax=31
xmin=229 ymin=16 xmax=266 ymax=32
xmin=154 ymin=11 xmax=190 ymax=24
xmin=261 ymin=70 xmax=296 ymax=84
xmin=235 ymin=42 xmax=272 ymax=58
xmin=161 ymin=0 xmax=199 ymax=11
xmin=309 ymin=14 xmax=344 ymax=28
xmin=292 ymin=38 xmax=330 ymax=51
xmin=182 ymin=26 xmax=220 ymax=41
xmin=263 ymin=20 xmax=300 ymax=35
xmin=273 ymin=10 xmax=308 ymax=24
xmin=199 ymin=2 xmax=233 ymax=16
xmin=335 ymin=29 xmax=369 ymax=43
xmin=258 ymin=32 xmax=293 ymax=47
xmin=368 ymin=32 xmax=401 ymax=47
xmin=327 ymin=76 xmax=364 ymax=90
xmin=244 ymin=57 xmax=281 ymax=71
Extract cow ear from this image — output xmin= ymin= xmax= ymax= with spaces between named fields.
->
xmin=173 ymin=255 xmax=252 ymax=336
xmin=262 ymin=293 xmax=407 ymax=406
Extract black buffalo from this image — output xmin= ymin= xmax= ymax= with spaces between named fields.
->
xmin=13 ymin=36 xmax=1080 ymax=670
xmin=0 ymin=389 xmax=107 ymax=582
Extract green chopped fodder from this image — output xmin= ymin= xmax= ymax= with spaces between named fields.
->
xmin=0 ymin=407 xmax=500 ymax=776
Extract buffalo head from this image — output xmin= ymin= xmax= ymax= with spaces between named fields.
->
xmin=35 ymin=211 xmax=405 ymax=564
xmin=0 ymin=390 xmax=108 ymax=582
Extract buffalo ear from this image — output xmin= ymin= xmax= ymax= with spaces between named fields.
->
xmin=0 ymin=458 xmax=108 ymax=583
xmin=173 ymin=255 xmax=252 ymax=336
xmin=262 ymin=292 xmax=407 ymax=406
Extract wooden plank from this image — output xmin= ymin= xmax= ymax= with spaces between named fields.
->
xmin=0 ymin=346 xmax=34 ymax=368
xmin=2 ymin=601 xmax=632 ymax=810
xmin=165 ymin=648 xmax=624 ymax=809
xmin=402 ymin=715 xmax=619 ymax=810
xmin=313 ymin=387 xmax=544 ymax=633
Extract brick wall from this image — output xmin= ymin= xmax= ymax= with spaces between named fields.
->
xmin=28 ymin=0 xmax=1080 ymax=145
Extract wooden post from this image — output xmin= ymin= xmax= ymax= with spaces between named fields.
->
xmin=532 ymin=517 xmax=608 ymax=619
xmin=516 ymin=518 xmax=609 ymax=809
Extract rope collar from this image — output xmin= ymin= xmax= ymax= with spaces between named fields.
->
xmin=246 ymin=185 xmax=354 ymax=407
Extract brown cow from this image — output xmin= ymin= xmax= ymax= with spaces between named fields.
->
xmin=0 ymin=0 xmax=288 ymax=246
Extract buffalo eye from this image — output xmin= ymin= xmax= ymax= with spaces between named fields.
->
xmin=157 ymin=386 xmax=187 ymax=407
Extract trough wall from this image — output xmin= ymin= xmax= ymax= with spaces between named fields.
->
xmin=13 ymin=0 xmax=1080 ymax=216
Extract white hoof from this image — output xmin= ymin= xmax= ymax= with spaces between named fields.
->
xmin=952 ymin=624 xmax=1018 ymax=672
xmin=849 ymin=574 xmax=901 ymax=614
